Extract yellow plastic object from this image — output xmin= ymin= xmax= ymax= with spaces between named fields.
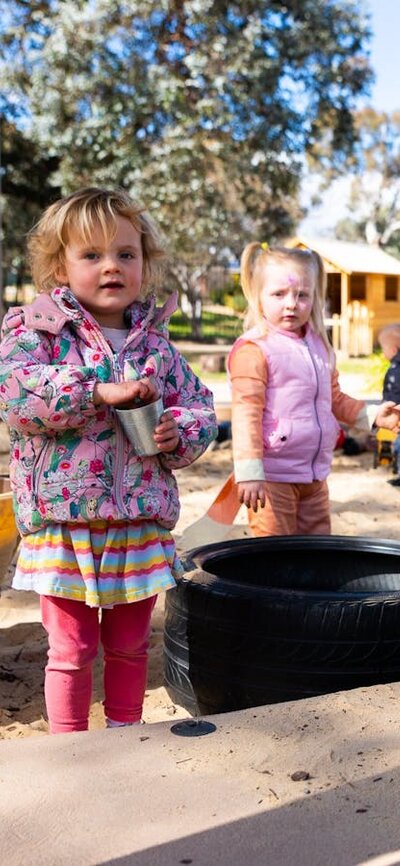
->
xmin=373 ymin=427 xmax=397 ymax=468
xmin=0 ymin=477 xmax=19 ymax=585
xmin=375 ymin=427 xmax=397 ymax=443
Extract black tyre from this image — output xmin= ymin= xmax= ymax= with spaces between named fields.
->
xmin=164 ymin=535 xmax=400 ymax=715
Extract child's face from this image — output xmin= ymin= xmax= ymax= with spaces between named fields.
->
xmin=56 ymin=217 xmax=143 ymax=328
xmin=379 ymin=335 xmax=399 ymax=361
xmin=260 ymin=261 xmax=315 ymax=334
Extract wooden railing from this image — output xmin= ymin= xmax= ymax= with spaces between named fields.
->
xmin=326 ymin=302 xmax=374 ymax=357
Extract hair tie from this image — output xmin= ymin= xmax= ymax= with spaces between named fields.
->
xmin=260 ymin=242 xmax=269 ymax=251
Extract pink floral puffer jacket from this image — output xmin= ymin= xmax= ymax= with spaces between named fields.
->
xmin=0 ymin=287 xmax=217 ymax=535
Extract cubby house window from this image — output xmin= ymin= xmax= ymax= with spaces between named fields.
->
xmin=385 ymin=275 xmax=398 ymax=301
xmin=349 ymin=274 xmax=366 ymax=301
xmin=326 ymin=273 xmax=341 ymax=315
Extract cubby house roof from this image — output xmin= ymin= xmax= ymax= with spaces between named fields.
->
xmin=290 ymin=236 xmax=400 ymax=276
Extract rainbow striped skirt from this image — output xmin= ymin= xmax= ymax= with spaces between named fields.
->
xmin=13 ymin=519 xmax=182 ymax=608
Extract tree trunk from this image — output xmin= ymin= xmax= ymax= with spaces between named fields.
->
xmin=168 ymin=263 xmax=205 ymax=341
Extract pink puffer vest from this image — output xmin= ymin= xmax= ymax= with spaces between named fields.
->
xmin=239 ymin=325 xmax=340 ymax=482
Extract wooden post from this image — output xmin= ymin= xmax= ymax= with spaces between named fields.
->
xmin=332 ymin=314 xmax=340 ymax=351
xmin=340 ymin=273 xmax=349 ymax=355
xmin=350 ymin=301 xmax=360 ymax=356
xmin=347 ymin=302 xmax=374 ymax=357
xmin=367 ymin=309 xmax=374 ymax=355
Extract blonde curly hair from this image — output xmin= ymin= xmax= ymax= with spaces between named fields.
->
xmin=27 ymin=187 xmax=166 ymax=297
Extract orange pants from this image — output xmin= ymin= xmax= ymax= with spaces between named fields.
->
xmin=248 ymin=479 xmax=331 ymax=537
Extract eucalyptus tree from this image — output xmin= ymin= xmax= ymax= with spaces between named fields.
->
xmin=1 ymin=0 xmax=372 ymax=327
xmin=334 ymin=109 xmax=400 ymax=257
xmin=1 ymin=119 xmax=60 ymax=291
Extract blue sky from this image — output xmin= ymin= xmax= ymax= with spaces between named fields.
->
xmin=367 ymin=0 xmax=400 ymax=112
xmin=300 ymin=0 xmax=400 ymax=234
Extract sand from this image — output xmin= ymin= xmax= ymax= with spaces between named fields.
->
xmin=1 ymin=435 xmax=399 ymax=740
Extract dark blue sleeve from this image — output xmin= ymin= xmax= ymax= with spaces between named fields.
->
xmin=383 ymin=360 xmax=400 ymax=403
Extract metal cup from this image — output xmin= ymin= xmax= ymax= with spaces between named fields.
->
xmin=115 ymin=397 xmax=164 ymax=456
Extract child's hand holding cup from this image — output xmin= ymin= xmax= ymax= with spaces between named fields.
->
xmin=93 ymin=378 xmax=179 ymax=455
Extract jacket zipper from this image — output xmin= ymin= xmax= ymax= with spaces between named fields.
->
xmin=111 ymin=352 xmax=129 ymax=514
xmin=81 ymin=322 xmax=130 ymax=517
xmin=304 ymin=340 xmax=323 ymax=480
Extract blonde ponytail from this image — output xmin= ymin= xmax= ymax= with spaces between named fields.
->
xmin=306 ymin=250 xmax=331 ymax=353
xmin=240 ymin=242 xmax=270 ymax=331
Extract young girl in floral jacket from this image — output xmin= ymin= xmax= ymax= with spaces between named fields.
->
xmin=0 ymin=187 xmax=217 ymax=733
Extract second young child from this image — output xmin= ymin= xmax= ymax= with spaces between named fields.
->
xmin=228 ymin=243 xmax=399 ymax=536
xmin=0 ymin=187 xmax=217 ymax=733
xmin=378 ymin=323 xmax=400 ymax=485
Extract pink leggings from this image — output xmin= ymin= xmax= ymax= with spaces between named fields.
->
xmin=40 ymin=594 xmax=156 ymax=734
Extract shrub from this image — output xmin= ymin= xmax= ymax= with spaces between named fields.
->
xmin=365 ymin=350 xmax=390 ymax=394
xmin=223 ymin=292 xmax=247 ymax=313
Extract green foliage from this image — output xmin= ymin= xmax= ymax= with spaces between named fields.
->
xmin=208 ymin=273 xmax=246 ymax=312
xmin=335 ymin=217 xmax=366 ymax=243
xmin=332 ymin=109 xmax=400 ymax=253
xmin=357 ymin=350 xmax=390 ymax=395
xmin=223 ymin=274 xmax=241 ymax=295
xmin=223 ymin=293 xmax=247 ymax=314
xmin=338 ymin=351 xmax=389 ymax=395
xmin=1 ymin=0 xmax=372 ymax=278
xmin=1 ymin=119 xmax=61 ymax=301
xmin=208 ymin=286 xmax=226 ymax=305
xmin=169 ymin=310 xmax=242 ymax=344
